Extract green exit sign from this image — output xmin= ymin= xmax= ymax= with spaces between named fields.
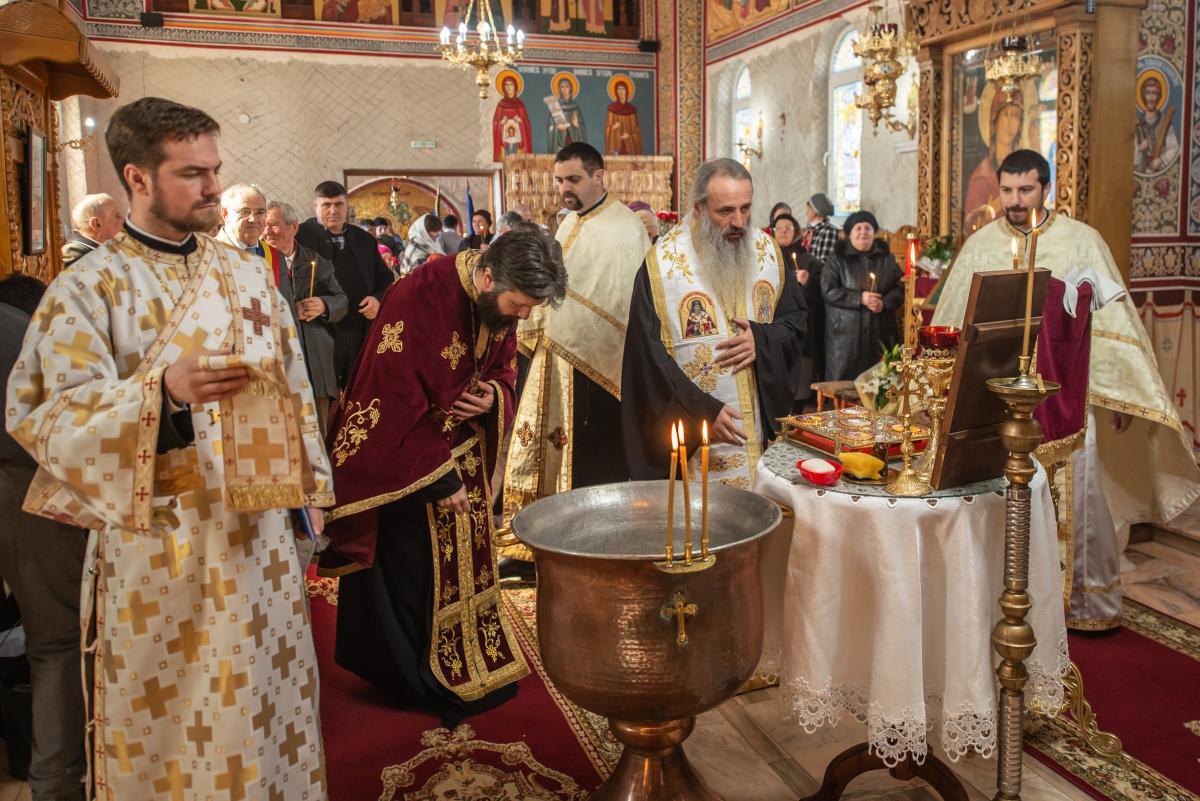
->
xmin=410 ymin=140 xmax=437 ymax=149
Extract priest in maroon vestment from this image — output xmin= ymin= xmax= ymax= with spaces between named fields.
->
xmin=321 ymin=226 xmax=567 ymax=724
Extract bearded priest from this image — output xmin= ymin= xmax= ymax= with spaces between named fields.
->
xmin=622 ymin=158 xmax=807 ymax=487
xmin=932 ymin=149 xmax=1200 ymax=631
xmin=322 ymin=225 xmax=567 ymax=725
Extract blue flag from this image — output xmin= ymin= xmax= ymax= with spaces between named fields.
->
xmin=465 ymin=185 xmax=475 ymax=232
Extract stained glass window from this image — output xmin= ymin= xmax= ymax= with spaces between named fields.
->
xmin=735 ymin=66 xmax=752 ymax=100
xmin=829 ymin=29 xmax=863 ymax=214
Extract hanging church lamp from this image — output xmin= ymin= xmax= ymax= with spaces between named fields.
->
xmin=852 ymin=1 xmax=918 ymax=133
xmin=985 ymin=35 xmax=1042 ymax=103
xmin=437 ymin=0 xmax=525 ymax=100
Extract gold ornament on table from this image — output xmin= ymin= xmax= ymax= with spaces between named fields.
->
xmin=913 ymin=326 xmax=960 ymax=483
xmin=436 ymin=0 xmax=524 ymax=100
xmin=853 ymin=2 xmax=918 ymax=132
xmin=985 ymin=35 xmax=1042 ymax=103
xmin=883 ymin=346 xmax=932 ymax=497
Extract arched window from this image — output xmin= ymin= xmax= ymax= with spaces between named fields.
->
xmin=732 ymin=65 xmax=754 ymax=160
xmin=828 ymin=29 xmax=862 ymax=214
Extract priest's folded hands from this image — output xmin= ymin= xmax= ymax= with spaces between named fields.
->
xmin=450 ymin=380 xmax=496 ymax=422
xmin=714 ymin=317 xmax=756 ymax=372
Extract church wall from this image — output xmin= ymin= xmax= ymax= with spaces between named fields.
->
xmin=702 ymin=5 xmax=917 ymax=231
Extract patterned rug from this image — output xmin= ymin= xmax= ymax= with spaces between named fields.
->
xmin=308 ymin=577 xmax=610 ymax=800
xmin=1024 ymin=600 xmax=1200 ymax=801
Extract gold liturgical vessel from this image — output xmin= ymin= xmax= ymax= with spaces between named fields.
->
xmin=512 ymin=480 xmax=781 ymax=801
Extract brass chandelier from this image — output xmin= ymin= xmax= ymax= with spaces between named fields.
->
xmin=437 ymin=0 xmax=525 ymax=100
xmin=985 ymin=35 xmax=1041 ymax=102
xmin=853 ymin=2 xmax=918 ymax=133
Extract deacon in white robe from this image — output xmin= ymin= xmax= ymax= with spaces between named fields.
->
xmin=7 ymin=98 xmax=333 ymax=800
xmin=932 ymin=149 xmax=1200 ymax=631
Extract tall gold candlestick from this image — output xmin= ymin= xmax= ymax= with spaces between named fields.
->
xmin=701 ymin=421 xmax=710 ymax=558
xmin=679 ymin=422 xmax=692 ymax=565
xmin=665 ymin=425 xmax=678 ymax=566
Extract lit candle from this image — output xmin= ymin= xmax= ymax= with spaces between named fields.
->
xmin=906 ymin=238 xmax=916 ymax=278
xmin=868 ymin=271 xmax=877 ymax=293
xmin=439 ymin=26 xmax=450 ymax=45
xmin=1019 ymin=210 xmax=1041 ymax=367
xmin=665 ymin=424 xmax=678 ymax=565
xmin=1011 ymin=236 xmax=1020 ymax=270
xmin=458 ymin=21 xmax=467 ymax=37
xmin=701 ymin=421 xmax=710 ymax=558
xmin=506 ymin=24 xmax=514 ymax=44
xmin=679 ymin=421 xmax=692 ymax=565
xmin=309 ymin=259 xmax=317 ymax=299
xmin=517 ymin=29 xmax=525 ymax=48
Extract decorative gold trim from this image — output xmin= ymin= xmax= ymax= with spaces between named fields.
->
xmin=559 ymin=194 xmax=618 ymax=258
xmin=456 ymin=250 xmax=482 ymax=301
xmin=1088 ymin=392 xmax=1179 ymax=430
xmin=1065 ymin=614 xmax=1121 ymax=630
xmin=999 ymin=209 xmax=1059 ymax=240
xmin=1076 ymin=579 xmax=1121 ymax=594
xmin=645 ymin=247 xmax=674 ymax=356
xmin=326 ymin=437 xmax=480 ymax=522
xmin=566 ymin=288 xmax=627 ymax=334
xmin=1053 ymin=26 xmax=1095 ymax=221
xmin=1034 ymin=429 xmax=1084 ymax=470
xmin=1092 ymin=329 xmax=1145 ymax=349
xmin=542 ymin=337 xmax=620 ymax=400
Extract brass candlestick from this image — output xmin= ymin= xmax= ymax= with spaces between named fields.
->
xmin=985 ymin=375 xmax=1059 ymax=801
xmin=914 ymin=356 xmax=954 ymax=483
xmin=885 ymin=347 xmax=932 ymax=497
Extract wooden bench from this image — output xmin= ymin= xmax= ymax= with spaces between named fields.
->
xmin=810 ymin=380 xmax=859 ymax=412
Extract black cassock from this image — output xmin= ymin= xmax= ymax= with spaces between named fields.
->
xmin=621 ymin=262 xmax=808 ymax=480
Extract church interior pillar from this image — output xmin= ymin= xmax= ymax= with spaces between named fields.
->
xmin=915 ymin=44 xmax=944 ymax=239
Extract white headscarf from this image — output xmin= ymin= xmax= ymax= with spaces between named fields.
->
xmin=402 ymin=213 xmax=446 ymax=273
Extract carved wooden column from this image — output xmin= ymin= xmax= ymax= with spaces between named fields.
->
xmin=915 ymin=45 xmax=944 ymax=239
xmin=1054 ymin=0 xmax=1144 ymax=280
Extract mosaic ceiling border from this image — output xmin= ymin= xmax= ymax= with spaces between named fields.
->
xmin=705 ymin=0 xmax=867 ymax=65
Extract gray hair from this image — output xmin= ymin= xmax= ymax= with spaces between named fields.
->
xmin=220 ymin=183 xmax=266 ymax=211
xmin=689 ymin=158 xmax=753 ymax=209
xmin=480 ymin=226 xmax=568 ymax=308
xmin=71 ymin=193 xmax=116 ymax=230
xmin=266 ymin=200 xmax=301 ymax=225
xmin=496 ymin=210 xmax=524 ymax=234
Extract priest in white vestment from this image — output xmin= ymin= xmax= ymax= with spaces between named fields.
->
xmin=7 ymin=98 xmax=333 ymax=800
xmin=933 ymin=149 xmax=1200 ymax=631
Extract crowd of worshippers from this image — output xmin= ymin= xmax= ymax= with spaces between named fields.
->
xmin=0 ymin=94 xmax=924 ymax=800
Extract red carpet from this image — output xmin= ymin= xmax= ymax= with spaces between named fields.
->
xmin=1025 ymin=600 xmax=1200 ymax=801
xmin=308 ymin=579 xmax=613 ymax=800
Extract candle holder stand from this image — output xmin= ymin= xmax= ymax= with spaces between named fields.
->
xmin=885 ymin=347 xmax=932 ymax=497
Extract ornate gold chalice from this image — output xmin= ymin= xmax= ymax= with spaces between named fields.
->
xmin=914 ymin=325 xmax=960 ymax=483
xmin=512 ymin=481 xmax=782 ymax=801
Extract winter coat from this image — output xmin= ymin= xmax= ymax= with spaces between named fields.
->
xmin=820 ymin=238 xmax=904 ymax=381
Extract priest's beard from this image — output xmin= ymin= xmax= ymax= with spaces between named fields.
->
xmin=475 ymin=290 xmax=519 ymax=335
xmin=694 ymin=213 xmax=756 ymax=314
xmin=150 ymin=185 xmax=222 ymax=234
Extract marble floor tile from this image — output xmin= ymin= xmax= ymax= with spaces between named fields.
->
xmin=1123 ymin=578 xmax=1200 ymax=617
xmin=1129 ymin=539 xmax=1200 ymax=574
xmin=1119 ymin=554 xmax=1190 ymax=586
xmin=688 ymin=706 xmax=796 ymax=801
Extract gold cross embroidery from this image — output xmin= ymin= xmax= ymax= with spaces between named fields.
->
xmin=214 ymin=755 xmax=258 ymax=801
xmin=680 ymin=344 xmax=729 ymax=394
xmin=441 ymin=331 xmax=468 ymax=370
xmin=377 ymin=321 xmax=405 ymax=354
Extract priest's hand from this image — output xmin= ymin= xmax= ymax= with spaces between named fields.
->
xmin=861 ymin=292 xmax=884 ymax=312
xmin=451 ymin=381 xmax=495 ymax=421
xmin=1109 ymin=411 xmax=1133 ymax=434
xmin=713 ymin=404 xmax=747 ymax=446
xmin=359 ymin=296 xmax=380 ymax=320
xmin=305 ymin=507 xmax=325 ymax=538
xmin=437 ymin=486 xmax=470 ymax=514
xmin=164 ymin=350 xmax=249 ymax=405
xmin=296 ymin=297 xmax=325 ymax=322
xmin=715 ymin=318 xmax=756 ymax=372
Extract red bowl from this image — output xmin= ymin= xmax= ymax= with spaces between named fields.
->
xmin=918 ymin=325 xmax=960 ymax=349
xmin=796 ymin=457 xmax=844 ymax=486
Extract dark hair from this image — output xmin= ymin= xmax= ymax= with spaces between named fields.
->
xmin=372 ymin=216 xmax=389 ymax=227
xmin=769 ymin=202 xmax=792 ymax=223
xmin=314 ymin=180 xmax=347 ymax=199
xmin=472 ymin=209 xmax=493 ymax=225
xmin=424 ymin=215 xmax=443 ymax=233
xmin=480 ymin=227 xmax=568 ymax=307
xmin=497 ymin=210 xmax=524 ymax=231
xmin=555 ymin=142 xmax=604 ymax=175
xmin=997 ymin=149 xmax=1051 ymax=188
xmin=105 ymin=98 xmax=220 ymax=194
xmin=443 ymin=214 xmax=459 ymax=228
xmin=0 ymin=273 xmax=48 ymax=316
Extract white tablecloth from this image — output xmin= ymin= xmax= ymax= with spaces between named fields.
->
xmin=754 ymin=442 xmax=1068 ymax=767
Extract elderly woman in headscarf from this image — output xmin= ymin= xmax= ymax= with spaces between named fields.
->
xmin=401 ymin=213 xmax=445 ymax=275
xmin=627 ymin=200 xmax=660 ymax=244
xmin=820 ymin=210 xmax=903 ymax=381
xmin=774 ymin=213 xmax=824 ymax=397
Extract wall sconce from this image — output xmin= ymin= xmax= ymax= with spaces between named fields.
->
xmin=879 ymin=77 xmax=918 ymax=139
xmin=55 ymin=116 xmax=96 ymax=152
xmin=736 ymin=112 xmax=764 ymax=165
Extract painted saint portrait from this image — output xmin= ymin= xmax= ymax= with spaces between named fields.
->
xmin=317 ymin=0 xmax=395 ymax=23
xmin=681 ymin=294 xmax=718 ymax=339
xmin=545 ymin=72 xmax=587 ymax=152
xmin=192 ymin=0 xmax=280 ymax=15
xmin=493 ymin=69 xmax=534 ymax=162
xmin=753 ymin=281 xmax=775 ymax=323
xmin=1133 ymin=60 xmax=1183 ymax=176
xmin=706 ymin=0 xmax=789 ymax=44
xmin=604 ymin=75 xmax=642 ymax=156
xmin=953 ymin=43 xmax=1057 ymax=236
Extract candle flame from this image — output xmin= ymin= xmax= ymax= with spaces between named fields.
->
xmin=677 ymin=420 xmax=685 ymax=447
xmin=671 ymin=423 xmax=679 ymax=450
xmin=702 ymin=420 xmax=709 ymax=445
xmin=791 ymin=252 xmax=797 ymax=264
xmin=1011 ymin=237 xmax=1019 ymax=256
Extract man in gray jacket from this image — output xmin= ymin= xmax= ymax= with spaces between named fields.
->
xmin=265 ymin=201 xmax=349 ymax=435
xmin=0 ymin=273 xmax=88 ymax=801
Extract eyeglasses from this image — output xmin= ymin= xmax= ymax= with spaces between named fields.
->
xmin=236 ymin=208 xmax=268 ymax=219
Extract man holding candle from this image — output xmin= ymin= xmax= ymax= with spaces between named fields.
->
xmin=933 ymin=148 xmax=1200 ymax=632
xmin=622 ymin=157 xmax=807 ymax=490
xmin=264 ymin=200 xmax=348 ymax=440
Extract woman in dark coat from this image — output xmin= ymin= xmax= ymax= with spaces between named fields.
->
xmin=820 ymin=210 xmax=904 ymax=381
xmin=774 ymin=213 xmax=823 ymax=399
